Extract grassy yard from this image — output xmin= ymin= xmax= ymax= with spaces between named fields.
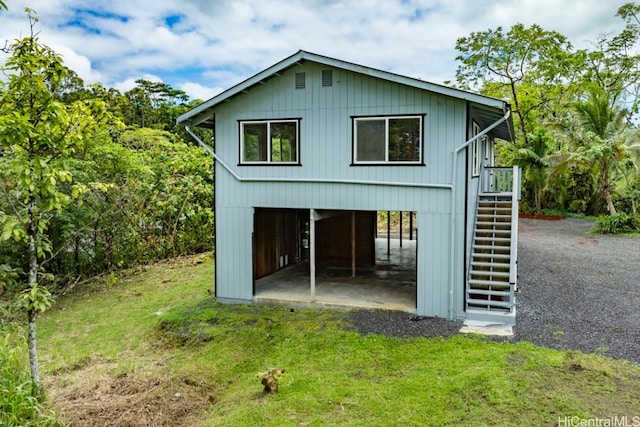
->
xmin=37 ymin=253 xmax=640 ymax=426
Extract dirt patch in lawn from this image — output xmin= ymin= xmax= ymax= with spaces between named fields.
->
xmin=46 ymin=356 xmax=218 ymax=427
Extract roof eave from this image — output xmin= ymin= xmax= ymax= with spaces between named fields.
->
xmin=177 ymin=51 xmax=306 ymax=127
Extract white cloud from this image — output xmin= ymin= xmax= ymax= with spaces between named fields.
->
xmin=178 ymin=82 xmax=223 ymax=102
xmin=112 ymin=73 xmax=163 ymax=94
xmin=0 ymin=0 xmax=633 ymax=99
xmin=49 ymin=43 xmax=104 ymax=83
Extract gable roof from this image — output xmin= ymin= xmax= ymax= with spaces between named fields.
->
xmin=177 ymin=50 xmax=513 ymax=141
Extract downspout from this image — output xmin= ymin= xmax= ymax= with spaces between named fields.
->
xmin=448 ymin=107 xmax=511 ymax=319
xmin=186 ymin=126 xmax=240 ymax=179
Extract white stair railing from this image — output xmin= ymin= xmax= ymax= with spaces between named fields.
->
xmin=482 ymin=167 xmax=514 ymax=193
xmin=508 ymin=166 xmax=521 ymax=287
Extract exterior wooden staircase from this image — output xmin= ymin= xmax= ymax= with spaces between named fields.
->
xmin=466 ymin=167 xmax=520 ymax=325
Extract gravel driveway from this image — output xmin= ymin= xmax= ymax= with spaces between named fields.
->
xmin=346 ymin=217 xmax=640 ymax=364
xmin=515 ymin=217 xmax=640 ymax=363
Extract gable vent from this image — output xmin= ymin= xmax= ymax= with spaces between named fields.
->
xmin=322 ymin=69 xmax=333 ymax=87
xmin=295 ymin=72 xmax=306 ymax=89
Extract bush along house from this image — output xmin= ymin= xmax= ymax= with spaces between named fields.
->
xmin=178 ymin=50 xmax=520 ymax=326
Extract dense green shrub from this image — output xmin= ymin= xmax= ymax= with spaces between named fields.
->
xmin=596 ymin=213 xmax=640 ymax=234
xmin=39 ymin=128 xmax=214 ymax=281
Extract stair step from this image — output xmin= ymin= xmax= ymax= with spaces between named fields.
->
xmin=476 ymin=224 xmax=511 ymax=229
xmin=478 ymin=201 xmax=512 ymax=205
xmin=471 ymin=260 xmax=510 ymax=271
xmin=467 ymin=300 xmax=513 ymax=310
xmin=477 ymin=211 xmax=512 ymax=215
xmin=472 ymin=258 xmax=511 ymax=264
xmin=471 ymin=261 xmax=510 ymax=268
xmin=472 ymin=244 xmax=511 ymax=252
xmin=475 ymin=228 xmax=511 ymax=235
xmin=474 ymin=236 xmax=511 ymax=243
xmin=470 ymin=271 xmax=510 ymax=279
xmin=472 ymin=252 xmax=511 ymax=258
xmin=475 ymin=234 xmax=512 ymax=240
xmin=467 ymin=289 xmax=512 ymax=297
xmin=465 ymin=308 xmax=516 ymax=325
xmin=476 ymin=220 xmax=511 ymax=225
xmin=477 ymin=204 xmax=512 ymax=209
xmin=477 ymin=206 xmax=511 ymax=210
xmin=469 ymin=278 xmax=511 ymax=287
xmin=479 ymin=192 xmax=513 ymax=198
xmin=478 ymin=202 xmax=512 ymax=207
xmin=477 ymin=218 xmax=511 ymax=223
xmin=470 ymin=268 xmax=509 ymax=277
xmin=477 ymin=213 xmax=511 ymax=219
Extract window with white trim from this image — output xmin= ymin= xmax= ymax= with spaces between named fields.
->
xmin=240 ymin=119 xmax=300 ymax=164
xmin=352 ymin=115 xmax=423 ymax=164
xmin=471 ymin=122 xmax=481 ymax=177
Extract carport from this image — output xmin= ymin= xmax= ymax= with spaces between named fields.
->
xmin=253 ymin=208 xmax=417 ymax=311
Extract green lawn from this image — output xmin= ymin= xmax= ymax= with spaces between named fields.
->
xmin=37 ymin=253 xmax=640 ymax=426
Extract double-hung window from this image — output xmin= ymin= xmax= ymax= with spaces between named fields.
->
xmin=352 ymin=115 xmax=423 ymax=164
xmin=240 ymin=119 xmax=300 ymax=164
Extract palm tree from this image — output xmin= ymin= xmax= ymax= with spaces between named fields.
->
xmin=615 ymin=128 xmax=640 ymax=214
xmin=513 ymin=128 xmax=552 ymax=214
xmin=571 ymin=87 xmax=629 ymax=215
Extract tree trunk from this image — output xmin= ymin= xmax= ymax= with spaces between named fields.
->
xmin=509 ymin=81 xmax=530 ymax=148
xmin=27 ymin=308 xmax=40 ymax=394
xmin=27 ymin=203 xmax=40 ymax=394
xmin=600 ymin=159 xmax=617 ymax=215
xmin=604 ymin=186 xmax=617 ymax=215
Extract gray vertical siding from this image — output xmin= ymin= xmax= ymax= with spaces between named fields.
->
xmin=416 ymin=212 xmax=452 ymax=318
xmin=212 ymin=61 xmax=472 ymax=318
xmin=215 ymin=206 xmax=254 ymax=302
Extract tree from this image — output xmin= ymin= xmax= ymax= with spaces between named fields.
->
xmin=124 ymin=79 xmax=189 ymax=130
xmin=575 ymin=88 xmax=630 ymax=215
xmin=454 ymin=23 xmax=584 ymax=147
xmin=598 ymin=3 xmax=640 ymax=103
xmin=0 ymin=10 xmax=110 ymax=392
xmin=453 ymin=5 xmax=640 ymax=220
xmin=550 ymin=87 xmax=630 ymax=215
xmin=513 ymin=128 xmax=552 ymax=214
xmin=40 ymin=126 xmax=214 ymax=279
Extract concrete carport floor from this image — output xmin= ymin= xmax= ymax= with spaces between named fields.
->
xmin=254 ymin=238 xmax=417 ymax=311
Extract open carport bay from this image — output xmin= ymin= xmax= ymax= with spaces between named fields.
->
xmin=254 ymin=238 xmax=417 ymax=311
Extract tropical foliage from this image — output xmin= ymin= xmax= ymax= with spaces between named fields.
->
xmin=455 ymin=3 xmax=640 ymax=228
xmin=0 ymin=10 xmax=213 ymax=404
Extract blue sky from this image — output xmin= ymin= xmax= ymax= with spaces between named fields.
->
xmin=0 ymin=0 xmax=632 ymax=101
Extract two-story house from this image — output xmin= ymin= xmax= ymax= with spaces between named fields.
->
xmin=178 ymin=50 xmax=519 ymax=325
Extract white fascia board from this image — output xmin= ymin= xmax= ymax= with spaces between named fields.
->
xmin=177 ymin=51 xmax=305 ymax=126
